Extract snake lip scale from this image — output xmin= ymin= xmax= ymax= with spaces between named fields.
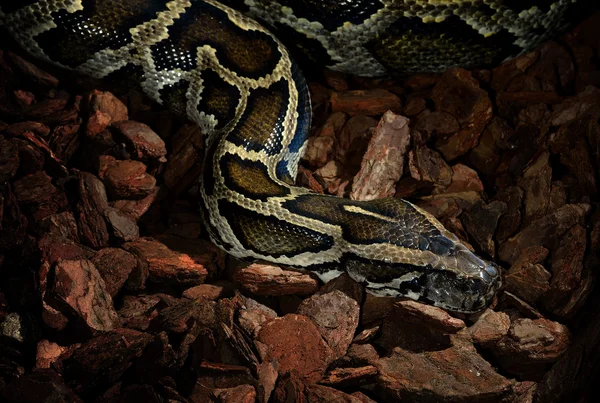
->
xmin=0 ymin=0 xmax=580 ymax=313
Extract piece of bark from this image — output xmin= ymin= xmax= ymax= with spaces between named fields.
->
xmin=214 ymin=384 xmax=256 ymax=403
xmin=361 ymin=294 xmax=396 ymax=326
xmin=320 ymin=366 xmax=378 ymax=388
xmin=12 ymin=172 xmax=68 ymax=222
xmin=407 ymin=143 xmax=453 ymax=189
xmin=36 ymin=340 xmax=69 ymax=369
xmin=162 ymin=123 xmax=204 ymax=191
xmin=550 ymin=85 xmax=600 ymax=126
xmin=318 ymin=272 xmax=364 ymax=305
xmin=110 ymin=120 xmax=167 ymax=161
xmin=182 ymin=283 xmax=233 ymax=301
xmin=494 ymin=186 xmax=525 ymax=243
xmin=297 ymin=290 xmax=360 ymax=361
xmin=85 ymin=110 xmax=112 ymax=139
xmin=49 ymin=123 xmax=80 ymax=162
xmin=439 ymin=163 xmax=484 ymax=194
xmin=233 ymin=263 xmax=319 ymax=296
xmin=306 ymin=384 xmax=366 ymax=402
xmin=103 ymin=207 xmax=139 ymax=242
xmin=4 ymin=51 xmax=59 ymax=90
xmin=403 ymin=97 xmax=427 ymax=118
xmin=534 ymin=278 xmax=600 ymax=403
xmin=330 ymin=89 xmax=401 ymax=116
xmin=505 ymin=262 xmax=551 ymax=306
xmin=392 ymin=300 xmax=466 ymax=333
xmin=377 ymin=303 xmax=462 ymax=354
xmin=469 ymin=116 xmax=514 ymax=177
xmin=117 ymin=294 xmax=163 ymax=331
xmin=49 ymin=259 xmax=119 ymax=333
xmin=91 ymin=248 xmax=139 ymax=297
xmin=543 ymin=225 xmax=588 ymax=315
xmin=73 ymin=171 xmax=110 ymax=249
xmin=62 ymin=328 xmax=153 ymax=397
xmin=111 ymin=186 xmax=159 ymax=220
xmin=550 ymin=119 xmax=598 ymax=200
xmin=336 ymin=114 xmax=376 ymax=172
xmin=373 ymin=335 xmax=511 ymax=402
xmin=462 ymin=200 xmax=507 ymax=258
xmin=238 ymin=297 xmax=278 ymax=337
xmin=468 ymin=309 xmax=511 ymax=345
xmin=103 ymin=160 xmax=156 ymax=199
xmin=489 ymin=318 xmax=571 ymax=380
xmin=303 ymin=112 xmax=346 ymax=168
xmin=498 ymin=204 xmax=589 ymax=265
xmin=37 ymin=211 xmax=79 ymax=241
xmin=37 ymin=235 xmax=95 ymax=265
xmin=518 ymin=151 xmax=552 ymax=226
xmin=123 ymin=237 xmax=207 ymax=287
xmin=2 ymin=121 xmax=51 ymax=138
xmin=413 ymin=109 xmax=459 ymax=140
xmin=84 ymin=90 xmax=128 ymax=122
xmin=350 ymin=111 xmax=410 ymax=201
xmin=431 ymin=68 xmax=493 ymax=160
xmin=257 ymin=314 xmax=333 ymax=384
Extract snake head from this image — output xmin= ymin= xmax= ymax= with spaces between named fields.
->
xmin=346 ymin=242 xmax=502 ymax=313
xmin=418 ymin=247 xmax=502 ymax=313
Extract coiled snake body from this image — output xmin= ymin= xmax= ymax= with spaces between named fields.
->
xmin=0 ymin=0 xmax=582 ymax=312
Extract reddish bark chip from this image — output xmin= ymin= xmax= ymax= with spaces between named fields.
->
xmin=297 ymin=290 xmax=360 ymax=360
xmin=233 ymin=263 xmax=319 ymax=296
xmin=488 ymin=318 xmax=571 ymax=379
xmin=91 ymin=248 xmax=139 ymax=297
xmin=257 ymin=314 xmax=333 ymax=383
xmin=12 ymin=172 xmax=68 ymax=222
xmin=85 ymin=90 xmax=128 ymax=122
xmin=331 ymin=89 xmax=402 ymax=116
xmin=110 ymin=120 xmax=167 ymax=161
xmin=351 ymin=111 xmax=410 ymax=201
xmin=123 ymin=237 xmax=207 ymax=286
xmin=373 ymin=336 xmax=511 ymax=401
xmin=50 ymin=259 xmax=119 ymax=333
xmin=102 ymin=160 xmax=156 ymax=199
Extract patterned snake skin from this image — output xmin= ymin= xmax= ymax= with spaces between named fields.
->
xmin=0 ymin=0 xmax=584 ymax=312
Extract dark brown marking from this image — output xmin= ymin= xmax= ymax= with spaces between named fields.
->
xmin=159 ymin=79 xmax=190 ymax=117
xmin=103 ymin=61 xmax=146 ymax=87
xmin=277 ymin=0 xmax=383 ymax=31
xmin=197 ymin=69 xmax=240 ymax=130
xmin=219 ymin=153 xmax=290 ymax=200
xmin=226 ymin=78 xmax=289 ymax=155
xmin=219 ymin=200 xmax=334 ymax=257
xmin=152 ymin=1 xmax=281 ymax=77
xmin=36 ymin=0 xmax=169 ymax=68
xmin=366 ymin=15 xmax=520 ymax=73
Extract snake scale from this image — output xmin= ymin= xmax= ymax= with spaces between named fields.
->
xmin=0 ymin=1 xmax=584 ymax=312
